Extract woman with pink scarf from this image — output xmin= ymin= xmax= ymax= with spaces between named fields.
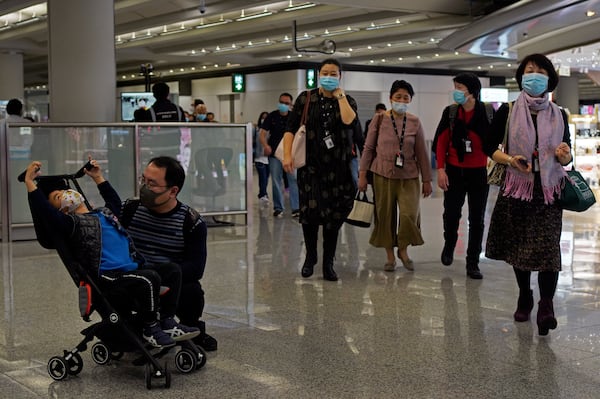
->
xmin=484 ymin=53 xmax=572 ymax=336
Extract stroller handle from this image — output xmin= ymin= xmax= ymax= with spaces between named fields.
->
xmin=18 ymin=161 xmax=93 ymax=183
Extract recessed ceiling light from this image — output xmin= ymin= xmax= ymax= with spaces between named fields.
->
xmin=455 ymin=51 xmax=459 ymax=55
xmin=169 ymin=69 xmax=174 ymax=73
xmin=367 ymin=45 xmax=372 ymax=49
xmin=586 ymin=10 xmax=596 ymax=17
xmin=408 ymin=40 xmax=413 ymax=45
xmin=398 ymin=57 xmax=403 ymax=61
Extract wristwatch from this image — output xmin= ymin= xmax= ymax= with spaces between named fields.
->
xmin=336 ymin=92 xmax=345 ymax=99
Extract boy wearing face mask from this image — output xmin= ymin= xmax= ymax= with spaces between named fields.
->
xmin=434 ymin=72 xmax=494 ymax=279
xmin=23 ymin=160 xmax=199 ymax=349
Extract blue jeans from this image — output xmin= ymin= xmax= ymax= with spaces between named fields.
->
xmin=350 ymin=157 xmax=358 ymax=189
xmin=255 ymin=161 xmax=270 ymax=199
xmin=268 ymin=156 xmax=299 ymax=212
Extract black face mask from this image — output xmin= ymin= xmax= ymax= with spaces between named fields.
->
xmin=139 ymin=184 xmax=170 ymax=208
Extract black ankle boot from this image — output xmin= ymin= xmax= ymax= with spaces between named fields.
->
xmin=514 ymin=290 xmax=534 ymax=322
xmin=323 ymin=259 xmax=338 ymax=281
xmin=537 ymin=298 xmax=557 ymax=336
xmin=466 ymin=263 xmax=483 ymax=279
xmin=301 ymin=256 xmax=317 ymax=278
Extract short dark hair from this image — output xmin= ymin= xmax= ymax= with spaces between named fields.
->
xmin=279 ymin=92 xmax=293 ymax=102
xmin=319 ymin=58 xmax=342 ymax=74
xmin=194 ymin=99 xmax=205 ymax=106
xmin=152 ymin=82 xmax=170 ymax=100
xmin=206 ymin=112 xmax=214 ymax=117
xmin=375 ymin=103 xmax=387 ymax=111
xmin=6 ymin=98 xmax=23 ymax=116
xmin=148 ymin=156 xmax=185 ymax=192
xmin=453 ymin=72 xmax=482 ymax=100
xmin=515 ymin=53 xmax=559 ymax=92
xmin=390 ymin=80 xmax=414 ymax=98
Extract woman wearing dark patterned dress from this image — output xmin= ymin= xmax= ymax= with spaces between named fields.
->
xmin=282 ymin=58 xmax=358 ymax=281
xmin=484 ymin=53 xmax=572 ymax=336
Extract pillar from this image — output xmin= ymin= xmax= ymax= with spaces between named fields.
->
xmin=0 ymin=52 xmax=24 ymax=100
xmin=555 ymin=76 xmax=579 ymax=114
xmin=47 ymin=0 xmax=116 ymax=122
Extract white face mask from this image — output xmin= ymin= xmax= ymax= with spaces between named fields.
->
xmin=59 ymin=189 xmax=84 ymax=213
xmin=391 ymin=101 xmax=408 ymax=114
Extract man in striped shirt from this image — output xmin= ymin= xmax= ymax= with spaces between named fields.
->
xmin=120 ymin=156 xmax=217 ymax=351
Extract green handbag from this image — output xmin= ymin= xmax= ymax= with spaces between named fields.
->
xmin=558 ymin=169 xmax=597 ymax=212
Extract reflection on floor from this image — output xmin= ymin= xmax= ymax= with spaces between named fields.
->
xmin=1 ymin=188 xmax=599 ymax=398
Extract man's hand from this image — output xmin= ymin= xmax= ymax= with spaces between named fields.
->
xmin=84 ymin=157 xmax=105 ymax=184
xmin=24 ymin=161 xmax=42 ymax=192
xmin=437 ymin=169 xmax=449 ymax=191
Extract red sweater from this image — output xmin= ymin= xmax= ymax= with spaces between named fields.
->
xmin=436 ymin=107 xmax=488 ymax=169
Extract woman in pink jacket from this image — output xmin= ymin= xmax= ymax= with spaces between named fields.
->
xmin=358 ymin=80 xmax=433 ymax=272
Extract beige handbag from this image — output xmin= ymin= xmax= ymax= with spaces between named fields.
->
xmin=346 ymin=191 xmax=374 ymax=228
xmin=275 ymin=91 xmax=310 ymax=168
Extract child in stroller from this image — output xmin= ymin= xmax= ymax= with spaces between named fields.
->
xmin=23 ymin=160 xmax=206 ymax=387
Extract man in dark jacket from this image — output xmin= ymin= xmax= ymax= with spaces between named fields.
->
xmin=24 ymin=159 xmax=199 ymax=348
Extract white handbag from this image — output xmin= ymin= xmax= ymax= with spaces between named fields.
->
xmin=275 ymin=91 xmax=310 ymax=169
xmin=346 ymin=191 xmax=374 ymax=228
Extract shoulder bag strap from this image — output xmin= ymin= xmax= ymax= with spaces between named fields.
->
xmin=300 ymin=90 xmax=311 ymax=125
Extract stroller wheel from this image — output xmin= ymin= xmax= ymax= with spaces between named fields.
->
xmin=195 ymin=344 xmax=207 ymax=369
xmin=175 ymin=348 xmax=197 ymax=373
xmin=48 ymin=356 xmax=69 ymax=381
xmin=144 ymin=363 xmax=153 ymax=390
xmin=144 ymin=362 xmax=171 ymax=390
xmin=91 ymin=342 xmax=110 ymax=365
xmin=65 ymin=352 xmax=84 ymax=375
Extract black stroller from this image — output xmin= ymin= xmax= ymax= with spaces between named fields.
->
xmin=20 ymin=162 xmax=206 ymax=389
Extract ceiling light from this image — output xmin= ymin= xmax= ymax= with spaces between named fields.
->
xmin=284 ymin=2 xmax=316 ymax=12
xmin=196 ymin=19 xmax=231 ymax=29
xmin=586 ymin=10 xmax=596 ymax=17
xmin=236 ymin=10 xmax=272 ymax=21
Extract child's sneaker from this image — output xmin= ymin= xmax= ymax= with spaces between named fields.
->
xmin=143 ymin=322 xmax=176 ymax=348
xmin=160 ymin=317 xmax=201 ymax=341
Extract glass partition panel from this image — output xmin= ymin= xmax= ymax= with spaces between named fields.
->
xmin=137 ymin=123 xmax=248 ymax=214
xmin=8 ymin=124 xmax=136 ymax=224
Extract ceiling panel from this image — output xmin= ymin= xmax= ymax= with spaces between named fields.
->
xmin=0 ymin=0 xmax=597 ymax=99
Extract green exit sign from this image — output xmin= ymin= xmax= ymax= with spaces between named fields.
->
xmin=232 ymin=73 xmax=245 ymax=92
xmin=305 ymin=69 xmax=316 ymax=89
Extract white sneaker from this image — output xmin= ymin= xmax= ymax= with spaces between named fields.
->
xmin=259 ymin=196 xmax=270 ymax=205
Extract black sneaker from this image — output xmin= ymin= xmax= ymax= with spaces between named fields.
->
xmin=273 ymin=210 xmax=283 ymax=218
xmin=441 ymin=246 xmax=454 ymax=266
xmin=143 ymin=322 xmax=176 ymax=348
xmin=160 ymin=317 xmax=201 ymax=341
xmin=193 ymin=332 xmax=218 ymax=351
xmin=291 ymin=209 xmax=300 ymax=218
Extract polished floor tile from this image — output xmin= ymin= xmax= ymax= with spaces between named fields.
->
xmin=1 ymin=184 xmax=599 ymax=398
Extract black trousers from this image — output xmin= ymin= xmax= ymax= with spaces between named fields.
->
xmin=99 ymin=262 xmax=182 ymax=322
xmin=442 ymin=164 xmax=489 ymax=265
xmin=176 ymin=281 xmax=205 ymax=330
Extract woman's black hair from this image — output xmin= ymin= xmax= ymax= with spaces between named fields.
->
xmin=515 ymin=53 xmax=559 ymax=92
xmin=257 ymin=111 xmax=269 ymax=127
xmin=319 ymin=58 xmax=342 ymax=74
xmin=389 ymin=80 xmax=415 ymax=98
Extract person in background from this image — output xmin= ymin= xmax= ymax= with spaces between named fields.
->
xmin=193 ymin=103 xmax=208 ymax=122
xmin=364 ymin=103 xmax=387 ymax=136
xmin=358 ymin=80 xmax=432 ymax=272
xmin=484 ymin=53 xmax=572 ymax=336
xmin=134 ymin=82 xmax=185 ymax=122
xmin=434 ymin=72 xmax=493 ymax=279
xmin=259 ymin=92 xmax=300 ymax=218
xmin=254 ymin=111 xmax=270 ymax=205
xmin=282 ymin=58 xmax=358 ymax=281
xmin=5 ymin=98 xmax=31 ymax=123
xmin=206 ymin=112 xmax=217 ymax=122
xmin=120 ymin=156 xmax=218 ymax=351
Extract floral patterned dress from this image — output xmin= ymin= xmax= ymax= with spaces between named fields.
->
xmin=287 ymin=89 xmax=358 ymax=229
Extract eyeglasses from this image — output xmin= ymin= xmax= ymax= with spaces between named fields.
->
xmin=139 ymin=176 xmax=169 ymax=189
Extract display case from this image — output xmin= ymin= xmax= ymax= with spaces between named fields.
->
xmin=570 ymin=114 xmax=600 ymax=194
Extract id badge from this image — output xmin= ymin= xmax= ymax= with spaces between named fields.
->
xmin=395 ymin=153 xmax=404 ymax=168
xmin=464 ymin=139 xmax=472 ymax=153
xmin=323 ymin=135 xmax=335 ymax=149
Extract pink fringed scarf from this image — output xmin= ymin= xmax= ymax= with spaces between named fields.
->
xmin=504 ymin=92 xmax=566 ymax=204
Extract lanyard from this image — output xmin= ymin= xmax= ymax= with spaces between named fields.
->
xmin=390 ymin=113 xmax=407 ymax=154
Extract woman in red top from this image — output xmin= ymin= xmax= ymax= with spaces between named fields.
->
xmin=434 ymin=73 xmax=493 ymax=279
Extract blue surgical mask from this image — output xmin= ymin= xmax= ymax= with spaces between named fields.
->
xmin=320 ymin=76 xmax=339 ymax=92
xmin=521 ymin=73 xmax=549 ymax=97
xmin=452 ymin=90 xmax=467 ymax=105
xmin=196 ymin=114 xmax=207 ymax=121
xmin=277 ymin=103 xmax=290 ymax=113
xmin=391 ymin=101 xmax=408 ymax=114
